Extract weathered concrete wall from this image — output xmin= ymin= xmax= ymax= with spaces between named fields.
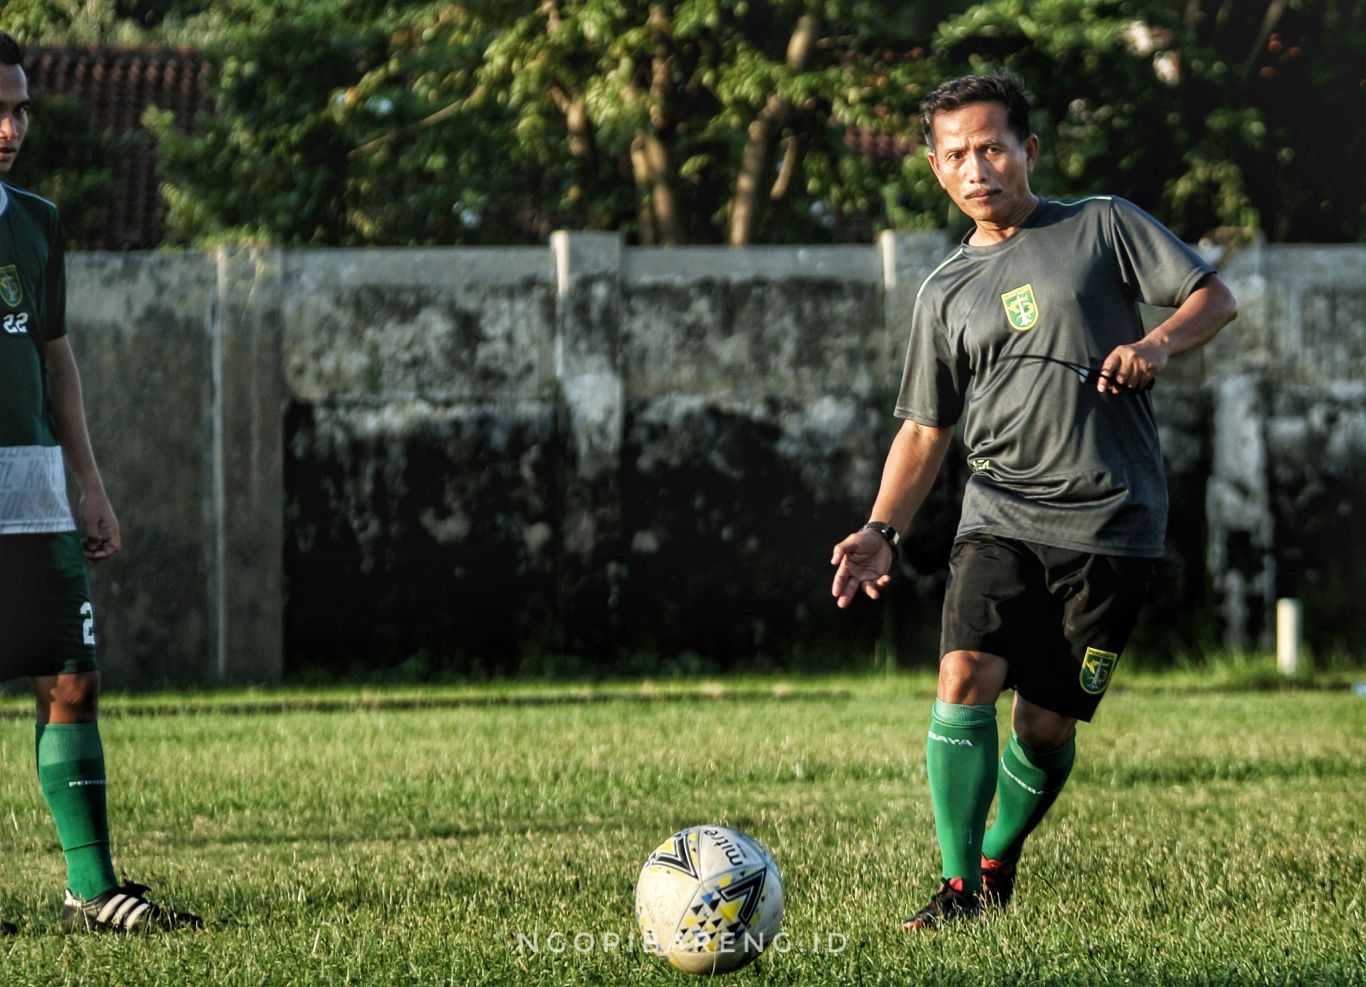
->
xmin=67 ymin=252 xmax=216 ymax=683
xmin=67 ymin=248 xmax=283 ymax=685
xmin=278 ymin=247 xmax=559 ymax=671
xmin=61 ymin=235 xmax=1366 ymax=684
xmin=616 ymin=245 xmax=892 ymax=664
xmin=1199 ymin=242 xmax=1366 ymax=655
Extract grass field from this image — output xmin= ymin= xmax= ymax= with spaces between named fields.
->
xmin=1 ymin=671 xmax=1364 ymax=985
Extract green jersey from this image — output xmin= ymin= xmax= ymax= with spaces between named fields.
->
xmin=895 ymin=196 xmax=1214 ymax=557
xmin=0 ymin=181 xmax=74 ymax=534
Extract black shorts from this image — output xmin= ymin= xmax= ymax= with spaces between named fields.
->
xmin=939 ymin=534 xmax=1153 ymax=721
xmin=0 ymin=532 xmax=100 ymax=681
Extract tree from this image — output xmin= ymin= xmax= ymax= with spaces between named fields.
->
xmin=5 ymin=95 xmax=120 ymax=249
xmin=335 ymin=0 xmax=946 ymax=245
xmin=1179 ymin=0 xmax=1366 ymax=243
xmin=146 ymin=1 xmax=393 ymax=245
xmin=105 ymin=0 xmax=1366 ymax=245
xmin=151 ymin=1 xmax=958 ymax=246
xmin=932 ymin=0 xmax=1366 ymax=243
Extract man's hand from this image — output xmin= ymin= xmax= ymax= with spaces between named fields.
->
xmin=1097 ymin=275 xmax=1237 ymax=395
xmin=77 ymin=489 xmax=121 ymax=561
xmin=830 ymin=530 xmax=893 ymax=608
xmin=1096 ymin=336 xmax=1170 ymax=395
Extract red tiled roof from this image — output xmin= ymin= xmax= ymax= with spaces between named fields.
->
xmin=25 ymin=46 xmax=211 ymax=250
xmin=843 ymin=127 xmax=919 ymax=160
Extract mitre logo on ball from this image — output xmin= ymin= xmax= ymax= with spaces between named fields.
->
xmin=635 ymin=825 xmax=784 ymax=975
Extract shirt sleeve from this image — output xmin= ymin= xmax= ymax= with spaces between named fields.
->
xmin=1108 ymin=197 xmax=1215 ymax=307
xmin=893 ymin=275 xmax=970 ymax=427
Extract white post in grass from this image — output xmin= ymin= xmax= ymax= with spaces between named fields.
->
xmin=1276 ymin=598 xmax=1302 ymax=678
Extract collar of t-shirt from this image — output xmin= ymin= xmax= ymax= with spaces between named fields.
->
xmin=959 ymin=196 xmax=1048 ymax=254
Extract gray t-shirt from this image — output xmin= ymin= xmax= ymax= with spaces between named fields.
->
xmin=895 ymin=196 xmax=1214 ymax=557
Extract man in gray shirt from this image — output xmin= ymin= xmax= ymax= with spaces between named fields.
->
xmin=830 ymin=69 xmax=1236 ymax=929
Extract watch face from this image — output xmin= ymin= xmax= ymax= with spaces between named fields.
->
xmin=864 ymin=522 xmax=898 ymax=546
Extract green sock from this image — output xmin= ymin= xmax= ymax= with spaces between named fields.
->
xmin=981 ymin=731 xmax=1076 ymax=864
xmin=36 ymin=723 xmax=118 ymax=899
xmin=926 ymin=700 xmax=998 ymax=892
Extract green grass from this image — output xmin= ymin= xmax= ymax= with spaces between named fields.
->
xmin=1 ymin=671 xmax=1364 ymax=985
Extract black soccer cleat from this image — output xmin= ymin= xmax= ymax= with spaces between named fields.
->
xmin=980 ymin=856 xmax=1017 ymax=910
xmin=900 ymin=878 xmax=981 ymax=931
xmin=62 ymin=882 xmax=203 ymax=933
xmin=1 ymin=917 xmax=16 ymax=936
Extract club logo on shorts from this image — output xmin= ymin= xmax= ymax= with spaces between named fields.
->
xmin=1000 ymin=283 xmax=1038 ymax=331
xmin=0 ymin=265 xmax=21 ymax=308
xmin=1080 ymin=646 xmax=1119 ymax=695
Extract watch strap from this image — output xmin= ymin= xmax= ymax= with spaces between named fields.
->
xmin=861 ymin=521 xmax=899 ymax=550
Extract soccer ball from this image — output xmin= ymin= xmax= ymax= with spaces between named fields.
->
xmin=635 ymin=825 xmax=784 ymax=975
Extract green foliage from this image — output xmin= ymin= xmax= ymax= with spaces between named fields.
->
xmin=932 ymin=0 xmax=1366 ymax=243
xmin=146 ymin=1 xmax=956 ymax=246
xmin=0 ymin=1 xmax=76 ymax=41
xmin=17 ymin=0 xmax=1356 ymax=245
xmin=148 ymin=5 xmax=388 ymax=246
xmin=936 ymin=0 xmax=1191 ymax=222
xmin=114 ymin=0 xmax=218 ymax=27
xmin=1 ymin=0 xmax=146 ymax=45
xmin=5 ymin=94 xmax=119 ymax=249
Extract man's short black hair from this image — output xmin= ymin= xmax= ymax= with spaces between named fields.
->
xmin=0 ymin=33 xmax=22 ymax=67
xmin=919 ymin=69 xmax=1032 ymax=150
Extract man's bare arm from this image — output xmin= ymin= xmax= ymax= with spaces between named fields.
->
xmin=44 ymin=336 xmax=120 ymax=560
xmin=830 ymin=420 xmax=954 ymax=608
xmin=1097 ymin=273 xmax=1238 ymax=394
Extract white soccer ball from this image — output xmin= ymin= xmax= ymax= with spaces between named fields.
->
xmin=635 ymin=825 xmax=784 ymax=975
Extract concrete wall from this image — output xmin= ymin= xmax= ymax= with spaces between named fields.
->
xmin=68 ymin=252 xmax=214 ymax=683
xmin=69 ymin=249 xmax=282 ymax=685
xmin=1198 ymin=243 xmax=1366 ymax=655
xmin=64 ymin=236 xmax=1366 ymax=684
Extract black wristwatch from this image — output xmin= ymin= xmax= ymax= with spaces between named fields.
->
xmin=861 ymin=521 xmax=900 ymax=552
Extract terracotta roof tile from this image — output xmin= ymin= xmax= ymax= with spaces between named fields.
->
xmin=25 ymin=46 xmax=211 ymax=250
xmin=843 ymin=126 xmax=919 ymax=160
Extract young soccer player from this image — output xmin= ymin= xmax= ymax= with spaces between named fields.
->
xmin=830 ymin=69 xmax=1236 ymax=928
xmin=0 ymin=31 xmax=200 ymax=933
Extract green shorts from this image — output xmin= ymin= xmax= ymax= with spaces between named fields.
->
xmin=0 ymin=532 xmax=100 ymax=680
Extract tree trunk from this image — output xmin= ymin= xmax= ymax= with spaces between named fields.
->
xmin=630 ymin=136 xmax=659 ymax=245
xmin=550 ymin=88 xmax=605 ymax=227
xmin=770 ymin=133 xmax=805 ymax=203
xmin=1237 ymin=0 xmax=1286 ymax=80
xmin=630 ymin=132 xmax=684 ymax=246
xmin=541 ymin=0 xmax=562 ymax=32
xmin=628 ymin=30 xmax=686 ymax=246
xmin=727 ymin=12 xmax=820 ymax=246
xmin=644 ymin=135 xmax=684 ymax=245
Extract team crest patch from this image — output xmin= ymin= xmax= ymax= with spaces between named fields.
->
xmin=1000 ymin=283 xmax=1038 ymax=331
xmin=1080 ymin=647 xmax=1119 ymax=695
xmin=0 ymin=265 xmax=21 ymax=308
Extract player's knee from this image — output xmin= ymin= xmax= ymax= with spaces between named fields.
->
xmin=33 ymin=671 xmax=101 ymax=721
xmin=1014 ymin=709 xmax=1075 ymax=751
xmin=937 ymin=650 xmax=1006 ymax=704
